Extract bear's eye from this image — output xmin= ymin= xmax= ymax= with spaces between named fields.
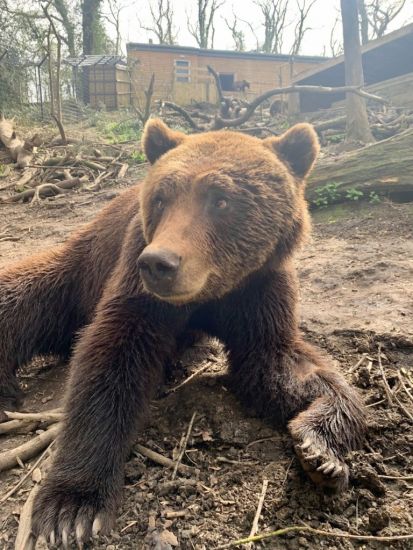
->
xmin=215 ymin=198 xmax=228 ymax=210
xmin=153 ymin=195 xmax=165 ymax=211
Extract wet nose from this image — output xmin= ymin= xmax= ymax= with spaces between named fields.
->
xmin=138 ymin=248 xmax=181 ymax=284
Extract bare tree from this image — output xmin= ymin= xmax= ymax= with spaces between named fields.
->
xmin=357 ymin=0 xmax=370 ymax=44
xmin=141 ymin=0 xmax=177 ymax=45
xmin=358 ymin=0 xmax=407 ymax=44
xmin=187 ymin=0 xmax=224 ymax=49
xmin=290 ymin=0 xmax=318 ymax=55
xmin=340 ymin=0 xmax=373 ymax=142
xmin=329 ymin=16 xmax=344 ymax=56
xmin=102 ymin=0 xmax=130 ymax=54
xmin=254 ymin=0 xmax=289 ymax=54
xmin=223 ymin=12 xmax=246 ymax=51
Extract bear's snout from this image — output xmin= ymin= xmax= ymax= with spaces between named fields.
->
xmin=138 ymin=247 xmax=181 ymax=296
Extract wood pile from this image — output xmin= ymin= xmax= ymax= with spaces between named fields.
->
xmin=0 ymin=117 xmax=134 ymax=205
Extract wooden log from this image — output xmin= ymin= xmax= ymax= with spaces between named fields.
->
xmin=0 ymin=116 xmax=41 ymax=168
xmin=307 ymin=128 xmax=413 ymax=204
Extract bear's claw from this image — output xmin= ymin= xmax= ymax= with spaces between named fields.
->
xmin=32 ymin=483 xmax=115 ymax=548
xmin=293 ymin=433 xmax=349 ymax=491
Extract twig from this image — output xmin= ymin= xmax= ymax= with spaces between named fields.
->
xmin=172 ymin=412 xmax=197 ymax=480
xmin=378 ymin=474 xmax=413 ymax=481
xmin=166 ymin=363 xmax=212 ymax=394
xmin=348 ymin=354 xmax=367 ymax=374
xmin=0 ymin=423 xmax=59 ymax=472
xmin=5 ymin=409 xmax=62 ymax=423
xmin=135 ymin=443 xmax=194 ymax=475
xmin=15 ymin=455 xmax=52 ymax=550
xmin=0 ymin=441 xmax=54 ymax=503
xmin=207 ymin=65 xmax=225 ymax=107
xmin=215 ymin=525 xmax=413 ymax=549
xmin=0 ymin=235 xmax=21 ymax=242
xmin=14 ymin=483 xmax=39 ymax=550
xmin=246 ymin=479 xmax=269 ymax=549
xmin=164 ymin=510 xmax=187 ymax=519
xmin=0 ymin=419 xmax=38 ymax=435
xmin=398 ymin=372 xmax=413 ymax=406
xmin=162 ymin=102 xmax=204 ymax=131
xmin=377 ymin=345 xmax=393 ymax=406
xmin=378 ymin=345 xmax=413 ymax=421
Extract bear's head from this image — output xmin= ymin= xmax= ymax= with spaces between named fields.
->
xmin=138 ymin=119 xmax=319 ymax=305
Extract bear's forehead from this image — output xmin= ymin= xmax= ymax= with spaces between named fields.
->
xmin=152 ymin=134 xmax=288 ymax=182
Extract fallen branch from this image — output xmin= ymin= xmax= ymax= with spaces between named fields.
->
xmin=215 ymin=525 xmax=413 ymax=549
xmin=5 ymin=409 xmax=63 ymax=423
xmin=213 ymin=84 xmax=388 ymax=130
xmin=246 ymin=479 xmax=269 ymax=549
xmin=14 ymin=483 xmax=39 ymax=550
xmin=135 ymin=443 xmax=195 ymax=475
xmin=0 ymin=442 xmax=53 ymax=504
xmin=1 ymin=176 xmax=87 ymax=204
xmin=172 ymin=412 xmax=196 ymax=480
xmin=162 ymin=101 xmax=204 ymax=131
xmin=0 ymin=419 xmax=38 ymax=435
xmin=0 ymin=423 xmax=59 ymax=472
xmin=0 ymin=116 xmax=41 ymax=168
xmin=378 ymin=345 xmax=413 ymax=421
xmin=308 ymin=128 xmax=413 ymax=204
xmin=207 ymin=65 xmax=225 ymax=107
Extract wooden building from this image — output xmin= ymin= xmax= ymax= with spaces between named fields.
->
xmin=126 ymin=43 xmax=326 ymax=107
xmin=291 ymin=23 xmax=413 ymax=113
xmin=65 ymin=55 xmax=132 ymax=109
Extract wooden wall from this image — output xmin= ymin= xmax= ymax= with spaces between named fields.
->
xmin=89 ymin=65 xmax=131 ymax=109
xmin=128 ymin=48 xmax=323 ymax=107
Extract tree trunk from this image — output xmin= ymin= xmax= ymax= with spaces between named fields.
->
xmin=307 ymin=128 xmax=413 ymax=205
xmin=340 ymin=0 xmax=374 ymax=143
xmin=357 ymin=0 xmax=369 ymax=45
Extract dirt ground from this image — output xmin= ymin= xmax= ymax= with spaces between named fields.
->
xmin=0 ymin=174 xmax=412 ymax=549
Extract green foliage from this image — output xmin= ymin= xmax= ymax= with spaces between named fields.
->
xmin=97 ymin=118 xmax=142 ymax=144
xmin=313 ymin=182 xmax=340 ymax=208
xmin=129 ymin=150 xmax=146 ymax=164
xmin=327 ymin=133 xmax=346 ymax=143
xmin=345 ymin=187 xmax=364 ymax=201
xmin=369 ymin=191 xmax=381 ymax=204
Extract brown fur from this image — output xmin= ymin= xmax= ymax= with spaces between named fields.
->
xmin=233 ymin=79 xmax=250 ymax=92
xmin=0 ymin=119 xmax=366 ymax=544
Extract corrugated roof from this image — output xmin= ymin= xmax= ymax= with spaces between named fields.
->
xmin=126 ymin=42 xmax=327 ymax=64
xmin=64 ymin=55 xmax=127 ymax=68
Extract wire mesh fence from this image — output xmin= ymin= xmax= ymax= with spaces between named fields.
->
xmin=0 ymin=48 xmax=129 ymax=126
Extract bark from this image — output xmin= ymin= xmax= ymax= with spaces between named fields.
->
xmin=358 ymin=0 xmax=369 ymax=45
xmin=82 ymin=0 xmax=103 ymax=54
xmin=340 ymin=0 xmax=374 ymax=143
xmin=307 ymin=128 xmax=413 ymax=204
xmin=0 ymin=117 xmax=41 ymax=168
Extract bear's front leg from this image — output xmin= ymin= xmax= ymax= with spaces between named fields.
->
xmin=217 ymin=269 xmax=366 ymax=491
xmin=31 ymin=295 xmax=181 ymax=546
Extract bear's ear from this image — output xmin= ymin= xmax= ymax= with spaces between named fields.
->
xmin=264 ymin=123 xmax=319 ymax=180
xmin=142 ymin=118 xmax=186 ymax=164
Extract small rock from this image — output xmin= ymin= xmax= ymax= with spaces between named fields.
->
xmin=368 ymin=508 xmax=390 ymax=533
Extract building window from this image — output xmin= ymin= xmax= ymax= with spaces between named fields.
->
xmin=218 ymin=73 xmax=235 ymax=92
xmin=175 ymin=59 xmax=190 ymax=83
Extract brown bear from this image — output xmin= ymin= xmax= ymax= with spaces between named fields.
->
xmin=0 ymin=119 xmax=366 ymax=545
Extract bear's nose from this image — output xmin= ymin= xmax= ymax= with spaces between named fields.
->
xmin=138 ymin=248 xmax=181 ymax=285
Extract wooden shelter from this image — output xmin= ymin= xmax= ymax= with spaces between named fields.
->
xmin=291 ymin=23 xmax=413 ymax=113
xmin=65 ymin=55 xmax=132 ymax=109
xmin=126 ymin=43 xmax=326 ymax=107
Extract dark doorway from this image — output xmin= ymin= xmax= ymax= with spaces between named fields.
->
xmin=219 ymin=73 xmax=235 ymax=91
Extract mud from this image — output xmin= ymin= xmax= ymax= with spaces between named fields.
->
xmin=0 ymin=185 xmax=412 ymax=549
